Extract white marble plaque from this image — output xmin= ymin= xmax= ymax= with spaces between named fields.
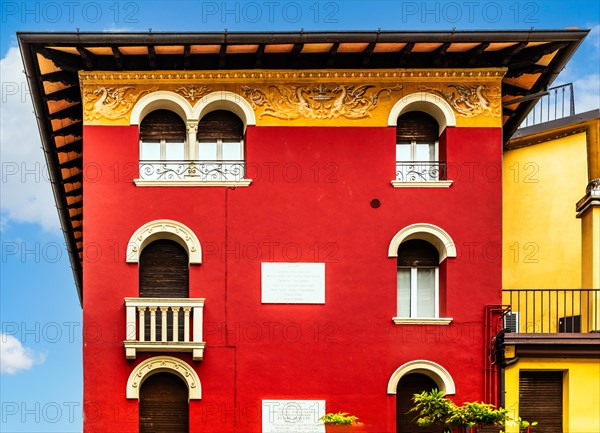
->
xmin=262 ymin=400 xmax=325 ymax=433
xmin=261 ymin=263 xmax=325 ymax=304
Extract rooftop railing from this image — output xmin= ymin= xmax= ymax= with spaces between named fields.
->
xmin=502 ymin=289 xmax=599 ymax=333
xmin=520 ymin=83 xmax=575 ymax=128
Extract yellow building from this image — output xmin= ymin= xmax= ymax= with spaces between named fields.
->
xmin=502 ymin=107 xmax=600 ymax=433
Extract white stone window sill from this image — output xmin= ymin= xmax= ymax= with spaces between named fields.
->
xmin=392 ymin=317 xmax=453 ymax=325
xmin=391 ymin=180 xmax=453 ymax=188
xmin=134 ymin=179 xmax=252 ymax=187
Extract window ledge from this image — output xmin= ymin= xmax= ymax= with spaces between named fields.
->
xmin=391 ymin=180 xmax=453 ymax=188
xmin=134 ymin=179 xmax=252 ymax=187
xmin=392 ymin=317 xmax=453 ymax=325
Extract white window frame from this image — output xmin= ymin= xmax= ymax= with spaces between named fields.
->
xmin=397 ymin=266 xmax=439 ymax=319
xmin=197 ymin=138 xmax=244 ymax=162
xmin=396 ymin=140 xmax=439 ymax=163
xmin=140 ymin=138 xmax=188 ymax=161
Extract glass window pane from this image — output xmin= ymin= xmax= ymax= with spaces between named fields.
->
xmin=141 ymin=141 xmax=160 ymax=160
xmin=165 ymin=141 xmax=185 ymax=160
xmin=198 ymin=142 xmax=218 ymax=160
xmin=396 ymin=144 xmax=412 ymax=161
xmin=415 ymin=143 xmax=435 ymax=161
xmin=416 ymin=268 xmax=436 ymax=317
xmin=222 ymin=141 xmax=242 ymax=160
xmin=397 ymin=268 xmax=411 ymax=317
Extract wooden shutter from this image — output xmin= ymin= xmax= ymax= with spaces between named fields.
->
xmin=139 ymin=240 xmax=189 ymax=341
xmin=396 ymin=112 xmax=439 ymax=143
xmin=519 ymin=371 xmax=563 ymax=433
xmin=197 ymin=110 xmax=244 ymax=142
xmin=398 ymin=240 xmax=439 ymax=267
xmin=396 ymin=374 xmax=444 ymax=433
xmin=139 ymin=373 xmax=189 ymax=433
xmin=140 ymin=240 xmax=189 ymax=298
xmin=140 ymin=109 xmax=186 ymax=141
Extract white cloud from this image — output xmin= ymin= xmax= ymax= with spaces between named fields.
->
xmin=572 ymin=73 xmax=600 ymax=114
xmin=0 ymin=333 xmax=46 ymax=375
xmin=587 ymin=23 xmax=600 ymax=51
xmin=0 ymin=46 xmax=59 ymax=231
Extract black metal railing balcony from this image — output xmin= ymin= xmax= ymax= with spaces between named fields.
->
xmin=502 ymin=289 xmax=600 ymax=333
xmin=395 ymin=161 xmax=446 ymax=182
xmin=520 ymin=83 xmax=575 ymax=128
xmin=139 ymin=160 xmax=246 ymax=181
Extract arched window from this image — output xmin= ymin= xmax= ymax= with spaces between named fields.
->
xmin=396 ymin=373 xmax=444 ymax=433
xmin=196 ymin=110 xmax=245 ymax=181
xmin=140 ymin=109 xmax=187 ymax=162
xmin=389 ymin=223 xmax=455 ymax=323
xmin=139 ymin=372 xmax=189 ymax=433
xmin=396 ymin=111 xmax=443 ymax=182
xmin=197 ymin=110 xmax=244 ymax=160
xmin=397 ymin=240 xmax=439 ymax=319
xmin=139 ymin=239 xmax=189 ymax=298
xmin=139 ymin=240 xmax=189 ymax=341
xmin=132 ymin=91 xmax=253 ymax=185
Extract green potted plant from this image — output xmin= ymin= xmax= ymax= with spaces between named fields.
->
xmin=320 ymin=412 xmax=366 ymax=432
xmin=410 ymin=389 xmax=508 ymax=433
xmin=410 ymin=389 xmax=455 ymax=432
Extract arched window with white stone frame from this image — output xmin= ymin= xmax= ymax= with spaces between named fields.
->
xmin=389 ymin=93 xmax=455 ymax=187
xmin=389 ymin=223 xmax=456 ymax=324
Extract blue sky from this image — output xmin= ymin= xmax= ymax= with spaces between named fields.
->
xmin=0 ymin=1 xmax=598 ymax=431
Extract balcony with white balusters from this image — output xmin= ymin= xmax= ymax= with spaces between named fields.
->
xmin=124 ymin=298 xmax=205 ymax=361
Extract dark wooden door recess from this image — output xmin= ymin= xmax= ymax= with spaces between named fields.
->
xmin=139 ymin=372 xmax=189 ymax=433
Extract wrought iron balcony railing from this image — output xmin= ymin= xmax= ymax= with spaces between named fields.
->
xmin=396 ymin=161 xmax=446 ymax=182
xmin=139 ymin=160 xmax=245 ymax=181
xmin=502 ymin=289 xmax=600 ymax=333
xmin=124 ymin=298 xmax=205 ymax=361
xmin=520 ymin=83 xmax=575 ymax=128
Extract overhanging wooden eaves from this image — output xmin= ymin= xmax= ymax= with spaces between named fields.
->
xmin=17 ymin=29 xmax=589 ymax=305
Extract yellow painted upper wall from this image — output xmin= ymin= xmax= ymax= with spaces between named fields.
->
xmin=503 ymin=132 xmax=588 ymax=289
xmin=78 ymin=68 xmax=504 ymax=127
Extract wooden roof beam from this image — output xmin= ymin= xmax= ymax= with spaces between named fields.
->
xmin=56 ymin=139 xmax=82 ymax=153
xmin=43 ymin=86 xmax=81 ymax=103
xmin=148 ymin=45 xmax=156 ymax=69
xmin=255 ymin=44 xmax=265 ymax=68
xmin=52 ymin=122 xmax=82 ymax=137
xmin=76 ymin=47 xmax=96 ymax=69
xmin=466 ymin=42 xmax=490 ymax=66
xmin=64 ymin=186 xmax=82 ymax=197
xmin=327 ymin=42 xmax=339 ymax=67
xmin=219 ymin=44 xmax=227 ymax=68
xmin=498 ymin=42 xmax=527 ymax=66
xmin=48 ymin=104 xmax=82 ymax=121
xmin=361 ymin=42 xmax=376 ymax=67
xmin=503 ymin=83 xmax=530 ymax=97
xmin=510 ymin=42 xmax=570 ymax=68
xmin=41 ymin=70 xmax=78 ymax=85
xmin=67 ymin=201 xmax=82 ymax=210
xmin=183 ymin=44 xmax=191 ymax=69
xmin=433 ymin=42 xmax=451 ymax=66
xmin=397 ymin=42 xmax=414 ymax=66
xmin=291 ymin=42 xmax=303 ymax=67
xmin=112 ymin=47 xmax=123 ymax=69
xmin=59 ymin=157 xmax=82 ymax=170
xmin=505 ymin=64 xmax=549 ymax=79
xmin=35 ymin=47 xmax=82 ymax=72
xmin=70 ymin=213 xmax=83 ymax=221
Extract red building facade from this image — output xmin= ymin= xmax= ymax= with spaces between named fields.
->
xmin=19 ymin=31 xmax=587 ymax=433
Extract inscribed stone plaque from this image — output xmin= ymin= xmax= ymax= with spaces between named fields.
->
xmin=262 ymin=400 xmax=325 ymax=433
xmin=261 ymin=263 xmax=325 ymax=304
